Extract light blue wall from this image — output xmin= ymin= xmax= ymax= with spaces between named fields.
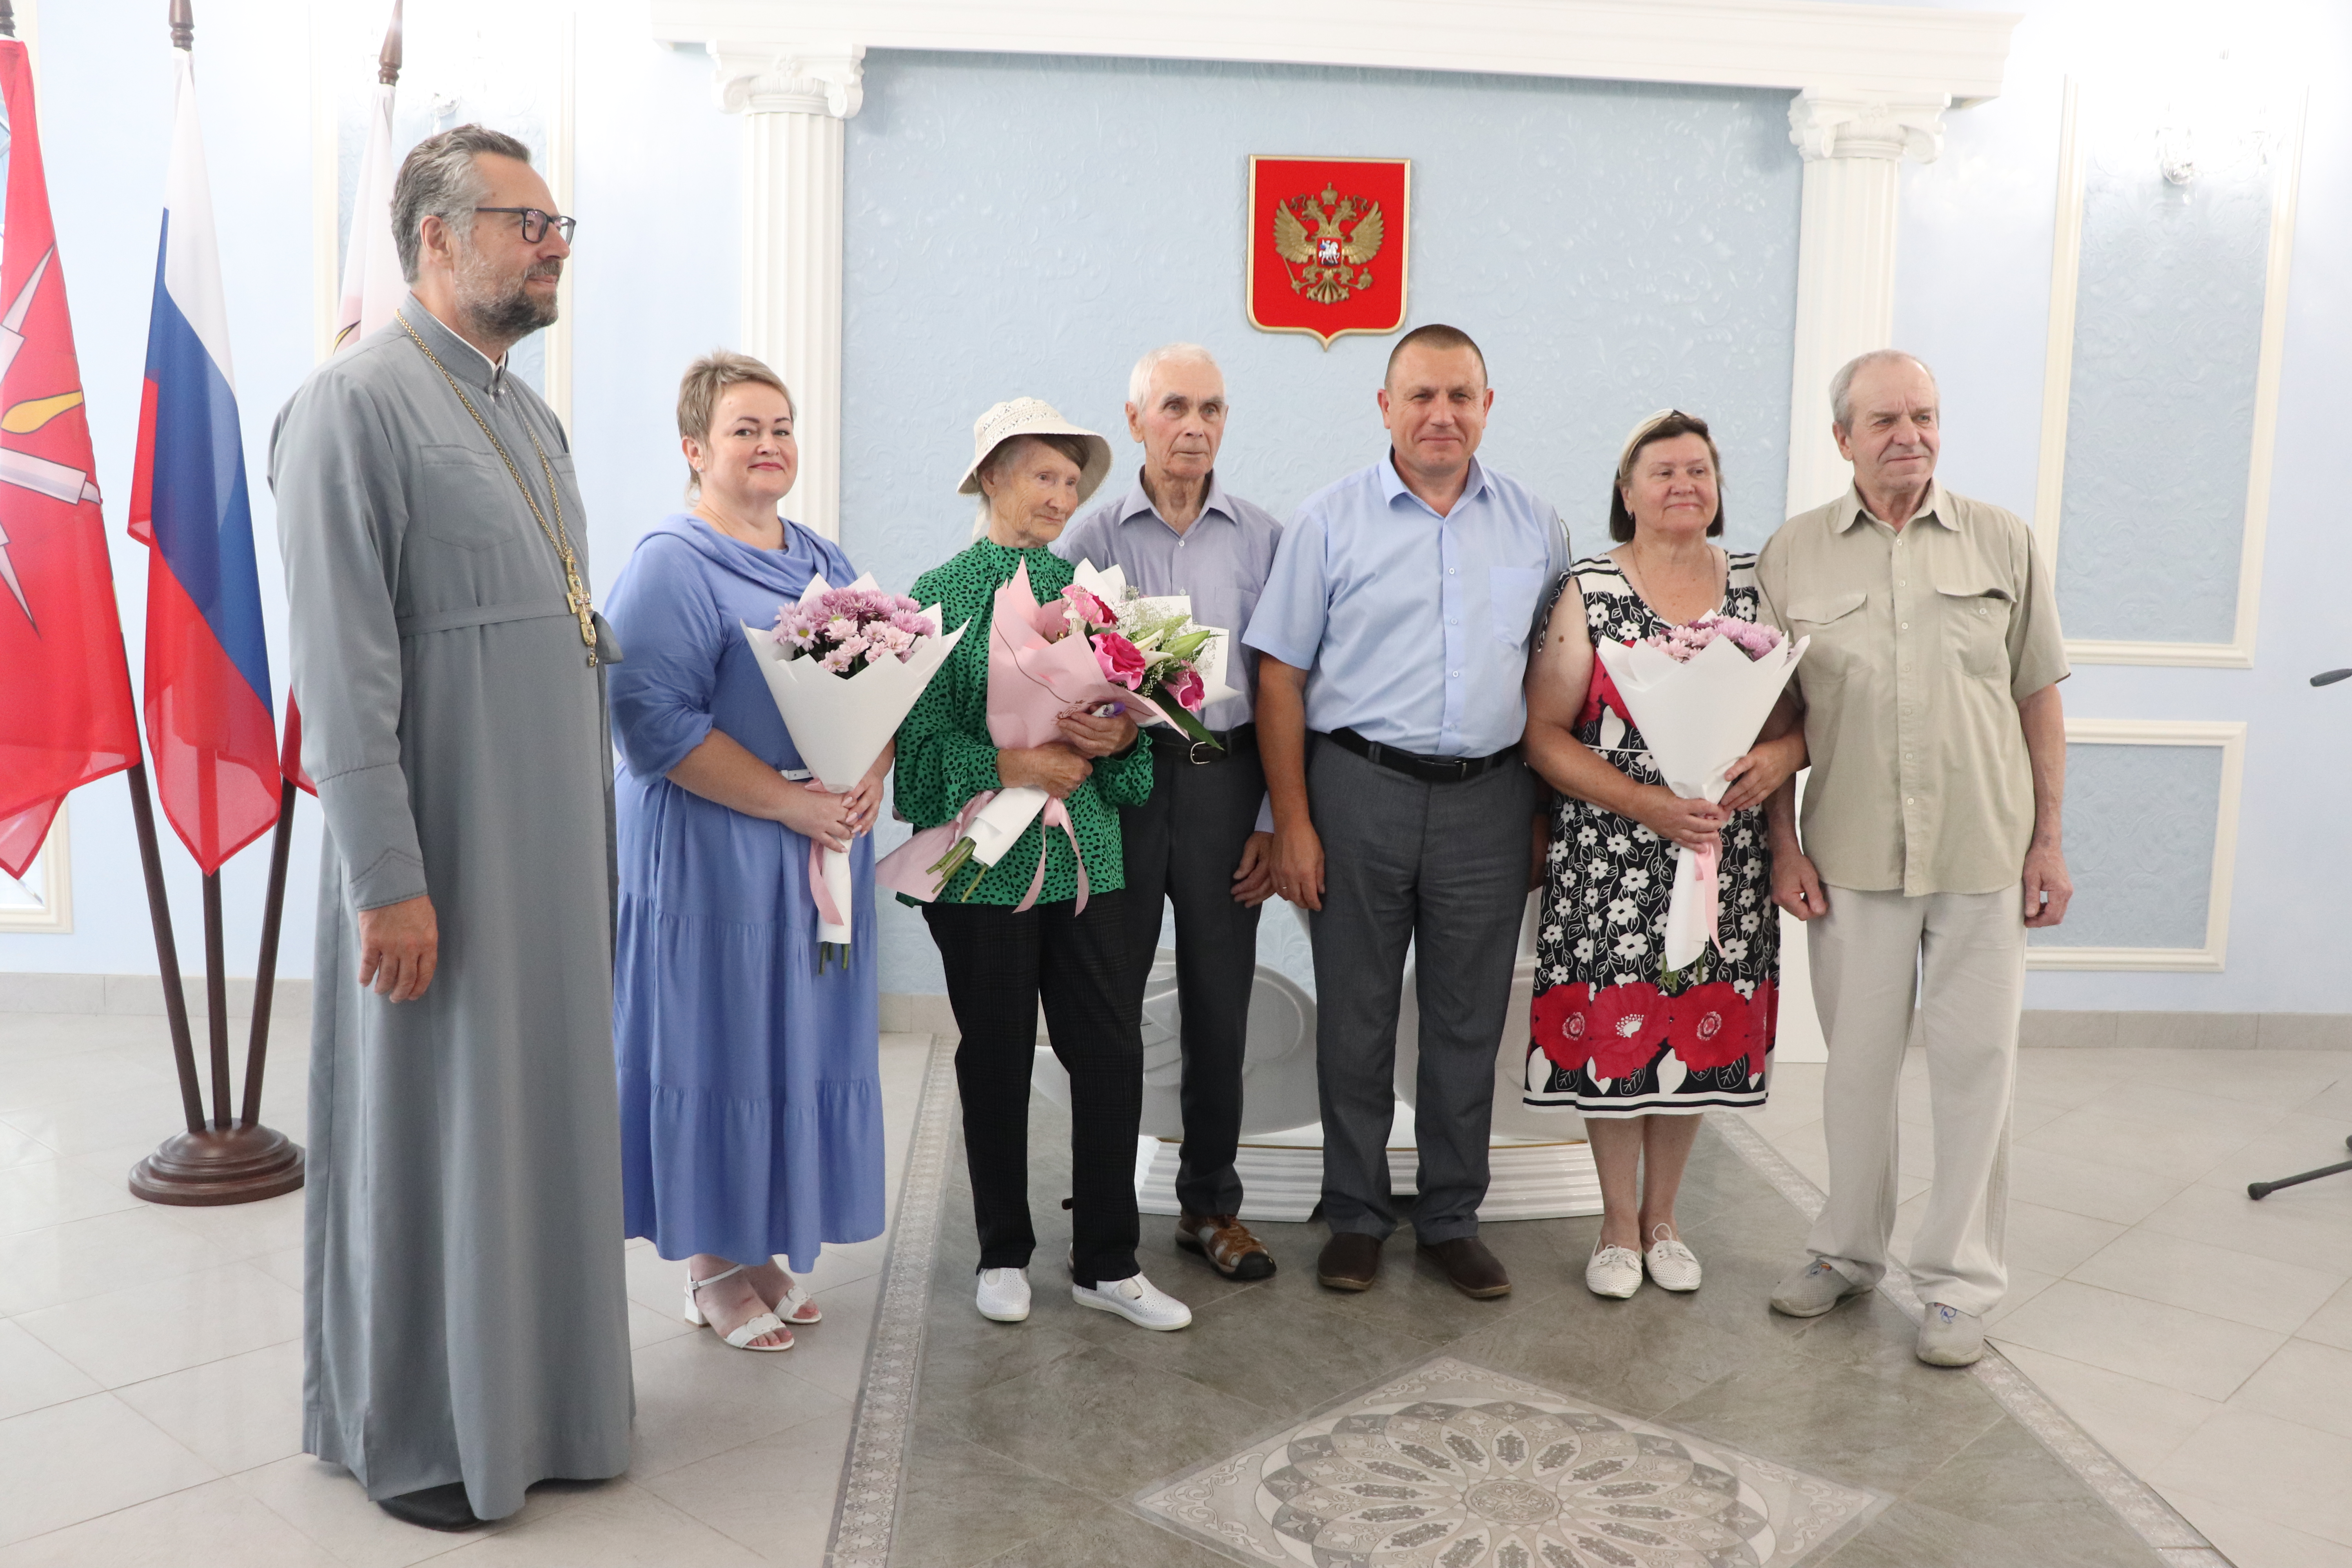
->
xmin=1894 ymin=0 xmax=2352 ymax=1011
xmin=2026 ymin=742 xmax=2222 ymax=950
xmin=840 ymin=51 xmax=1803 ymax=994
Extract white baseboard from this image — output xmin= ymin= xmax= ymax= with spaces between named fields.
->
xmin=0 ymin=973 xmax=314 ymax=1017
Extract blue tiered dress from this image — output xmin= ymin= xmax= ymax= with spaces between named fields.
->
xmin=605 ymin=514 xmax=884 ymax=1270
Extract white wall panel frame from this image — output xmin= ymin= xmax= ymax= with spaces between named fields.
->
xmin=2026 ymin=718 xmax=2245 ymax=972
xmin=307 ymin=3 xmax=578 ymax=415
xmin=2031 ymin=81 xmax=2307 ymax=670
xmin=0 ymin=803 xmax=73 ymax=934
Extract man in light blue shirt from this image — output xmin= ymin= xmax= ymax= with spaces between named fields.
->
xmin=1054 ymin=343 xmax=1284 ymax=1282
xmin=1245 ymin=323 xmax=1568 ymax=1301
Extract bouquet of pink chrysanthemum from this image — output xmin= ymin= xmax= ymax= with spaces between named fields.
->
xmin=1649 ymin=614 xmax=1785 ymax=664
xmin=775 ymin=585 xmax=940 ymax=677
xmin=742 ymin=574 xmax=967 ymax=968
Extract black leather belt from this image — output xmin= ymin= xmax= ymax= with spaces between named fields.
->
xmin=1323 ymin=727 xmax=1518 ymax=784
xmin=1152 ymin=722 xmax=1256 ymax=766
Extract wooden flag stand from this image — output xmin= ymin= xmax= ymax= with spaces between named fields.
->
xmin=125 ymin=766 xmax=304 ymax=1206
xmin=122 ymin=0 xmax=303 ymax=1207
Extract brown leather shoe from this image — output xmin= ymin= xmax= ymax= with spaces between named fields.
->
xmin=1176 ymin=1212 xmax=1277 ymax=1280
xmin=1419 ymin=1236 xmax=1511 ymax=1299
xmin=1317 ymin=1231 xmax=1383 ymax=1291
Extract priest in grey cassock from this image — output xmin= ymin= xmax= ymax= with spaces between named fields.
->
xmin=269 ymin=125 xmax=633 ymax=1532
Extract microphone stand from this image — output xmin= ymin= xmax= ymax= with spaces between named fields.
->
xmin=2248 ymin=668 xmax=2352 ymax=1199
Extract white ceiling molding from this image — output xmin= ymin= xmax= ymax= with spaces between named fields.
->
xmin=652 ymin=0 xmax=2019 ymax=104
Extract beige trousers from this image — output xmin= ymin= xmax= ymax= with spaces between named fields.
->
xmin=1805 ymin=882 xmax=2024 ymax=1316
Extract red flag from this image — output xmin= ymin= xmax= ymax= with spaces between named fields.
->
xmin=279 ymin=695 xmax=315 ymax=797
xmin=0 ymin=42 xmax=142 ymax=879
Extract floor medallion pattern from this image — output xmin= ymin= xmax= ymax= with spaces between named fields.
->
xmin=1135 ymin=1357 xmax=1881 ymax=1567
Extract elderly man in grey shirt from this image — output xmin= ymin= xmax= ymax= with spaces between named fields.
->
xmin=1054 ymin=343 xmax=1283 ymax=1281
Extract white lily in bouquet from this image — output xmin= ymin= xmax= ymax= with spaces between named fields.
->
xmin=875 ymin=558 xmax=1228 ymax=908
xmin=1594 ymin=616 xmax=1808 ymax=974
xmin=741 ymin=573 xmax=968 ymax=968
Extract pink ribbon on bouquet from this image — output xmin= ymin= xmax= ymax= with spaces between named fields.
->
xmin=1016 ymin=795 xmax=1088 ymax=914
xmin=1692 ymin=833 xmax=1724 ymax=958
xmin=809 ymin=840 xmax=844 ymax=929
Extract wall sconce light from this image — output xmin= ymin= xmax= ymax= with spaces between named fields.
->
xmin=2156 ymin=117 xmax=2197 ymax=184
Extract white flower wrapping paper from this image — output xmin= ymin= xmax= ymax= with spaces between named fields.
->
xmin=1594 ymin=631 xmax=1808 ymax=971
xmin=740 ymin=572 xmax=969 ymax=947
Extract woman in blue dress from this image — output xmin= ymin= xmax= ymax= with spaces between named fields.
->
xmin=604 ymin=352 xmax=889 ymax=1351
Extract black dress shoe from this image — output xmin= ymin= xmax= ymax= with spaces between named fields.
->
xmin=1317 ymin=1231 xmax=1383 ymax=1291
xmin=1419 ymin=1236 xmax=1512 ymax=1299
xmin=378 ymin=1482 xmax=485 ymax=1532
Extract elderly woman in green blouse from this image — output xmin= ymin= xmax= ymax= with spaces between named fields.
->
xmin=895 ymin=398 xmax=1191 ymax=1333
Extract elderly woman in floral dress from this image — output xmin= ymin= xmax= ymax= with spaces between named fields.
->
xmin=1521 ymin=410 xmax=1806 ymax=1299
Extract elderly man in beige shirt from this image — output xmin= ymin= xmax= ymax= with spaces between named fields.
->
xmin=1755 ymin=349 xmax=2072 ymax=1369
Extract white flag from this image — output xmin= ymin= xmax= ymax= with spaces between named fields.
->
xmin=332 ymin=80 xmax=402 ymax=354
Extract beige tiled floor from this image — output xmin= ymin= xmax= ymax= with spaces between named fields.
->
xmin=1754 ymin=1046 xmax=2352 ymax=1568
xmin=0 ymin=1007 xmax=932 ymax=1565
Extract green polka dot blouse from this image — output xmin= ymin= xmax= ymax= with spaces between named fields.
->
xmin=892 ymin=540 xmax=1154 ymax=907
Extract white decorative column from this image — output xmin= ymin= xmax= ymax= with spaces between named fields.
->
xmin=708 ymin=44 xmax=864 ymax=540
xmin=1783 ymin=90 xmax=1947 ymax=516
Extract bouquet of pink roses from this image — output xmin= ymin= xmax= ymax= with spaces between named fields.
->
xmin=1593 ymin=613 xmax=1807 ymax=975
xmin=876 ymin=559 xmax=1223 ymax=909
xmin=741 ymin=573 xmax=967 ymax=967
xmin=1051 ymin=572 xmax=1218 ymax=747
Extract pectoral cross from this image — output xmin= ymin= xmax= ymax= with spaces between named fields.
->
xmin=565 ymin=565 xmax=598 ymax=667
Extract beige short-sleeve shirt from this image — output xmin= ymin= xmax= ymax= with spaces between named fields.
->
xmin=1755 ymin=483 xmax=2068 ymax=897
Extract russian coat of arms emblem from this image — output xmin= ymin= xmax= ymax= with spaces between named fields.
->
xmin=1247 ymin=156 xmax=1410 ymax=348
xmin=1274 ymin=184 xmax=1385 ymax=305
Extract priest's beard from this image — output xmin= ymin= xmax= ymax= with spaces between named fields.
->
xmin=454 ymin=243 xmax=561 ymax=347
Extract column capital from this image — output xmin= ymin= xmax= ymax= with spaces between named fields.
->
xmin=708 ymin=41 xmax=865 ymax=119
xmin=1788 ymin=89 xmax=1949 ymax=165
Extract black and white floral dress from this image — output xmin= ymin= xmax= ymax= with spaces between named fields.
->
xmin=1524 ymin=552 xmax=1778 ymax=1118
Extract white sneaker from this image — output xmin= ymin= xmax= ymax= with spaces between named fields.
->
xmin=1585 ymin=1241 xmax=1644 ymax=1299
xmin=1072 ymin=1272 xmax=1193 ymax=1330
xmin=976 ymin=1267 xmax=1030 ymax=1323
xmin=1644 ymin=1227 xmax=1702 ymax=1292
xmin=1916 ymin=1303 xmax=1985 ymax=1367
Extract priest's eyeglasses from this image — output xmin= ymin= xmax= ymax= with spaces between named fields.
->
xmin=476 ymin=207 xmax=577 ymax=245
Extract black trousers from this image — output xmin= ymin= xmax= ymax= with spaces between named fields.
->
xmin=923 ymin=891 xmax=1142 ymax=1288
xmin=1118 ymin=742 xmax=1266 ymax=1216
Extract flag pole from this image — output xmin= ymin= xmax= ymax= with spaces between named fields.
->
xmin=127 ymin=764 xmax=206 ymax=1136
xmin=238 ymin=777 xmax=297 ymax=1128
xmin=127 ymin=0 xmax=301 ymax=1206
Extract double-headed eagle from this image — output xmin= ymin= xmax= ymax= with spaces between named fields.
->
xmin=1272 ymin=183 xmax=1384 ymax=306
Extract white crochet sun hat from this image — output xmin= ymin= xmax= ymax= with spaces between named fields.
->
xmin=955 ymin=396 xmax=1113 ymax=505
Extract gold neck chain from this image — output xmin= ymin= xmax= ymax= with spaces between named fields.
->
xmin=397 ymin=310 xmax=599 ymax=666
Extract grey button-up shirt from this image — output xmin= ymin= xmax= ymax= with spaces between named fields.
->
xmin=1054 ymin=469 xmax=1283 ymax=733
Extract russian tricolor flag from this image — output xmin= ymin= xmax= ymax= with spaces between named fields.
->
xmin=127 ymin=50 xmax=279 ymax=873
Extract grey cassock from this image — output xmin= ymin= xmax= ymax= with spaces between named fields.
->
xmin=269 ymin=300 xmax=632 ymax=1519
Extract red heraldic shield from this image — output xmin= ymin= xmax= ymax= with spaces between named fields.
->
xmin=0 ymin=42 xmax=142 ymax=879
xmin=1247 ymin=156 xmax=1410 ymax=348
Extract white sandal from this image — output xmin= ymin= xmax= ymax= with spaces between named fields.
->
xmin=684 ymin=1264 xmax=794 ymax=1351
xmin=776 ymin=1279 xmax=821 ymax=1325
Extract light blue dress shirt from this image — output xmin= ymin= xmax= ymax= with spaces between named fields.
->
xmin=1243 ymin=454 xmax=1569 ymax=758
xmin=1053 ymin=470 xmax=1283 ymax=733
